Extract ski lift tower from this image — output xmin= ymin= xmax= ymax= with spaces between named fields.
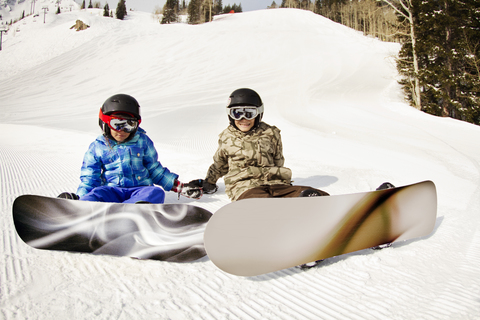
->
xmin=31 ymin=0 xmax=37 ymax=15
xmin=42 ymin=6 xmax=48 ymax=23
xmin=0 ymin=25 xmax=7 ymax=51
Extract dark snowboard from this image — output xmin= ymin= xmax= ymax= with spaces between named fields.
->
xmin=204 ymin=181 xmax=437 ymax=276
xmin=13 ymin=195 xmax=212 ymax=262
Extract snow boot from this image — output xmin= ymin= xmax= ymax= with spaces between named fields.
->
xmin=57 ymin=192 xmax=79 ymax=200
xmin=299 ymin=189 xmax=325 ymax=197
xmin=372 ymin=243 xmax=393 ymax=250
xmin=297 ymin=260 xmax=324 ymax=270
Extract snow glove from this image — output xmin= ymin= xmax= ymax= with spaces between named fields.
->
xmin=188 ymin=179 xmax=218 ymax=194
xmin=172 ymin=180 xmax=203 ymax=200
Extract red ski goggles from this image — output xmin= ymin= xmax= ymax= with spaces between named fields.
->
xmin=99 ymin=109 xmax=141 ymax=133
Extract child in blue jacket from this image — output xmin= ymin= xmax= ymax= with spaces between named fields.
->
xmin=59 ymin=94 xmax=202 ymax=203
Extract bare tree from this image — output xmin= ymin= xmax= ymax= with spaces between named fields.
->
xmin=202 ymin=0 xmax=214 ymax=22
xmin=463 ymin=31 xmax=480 ymax=83
xmin=381 ymin=0 xmax=421 ymax=110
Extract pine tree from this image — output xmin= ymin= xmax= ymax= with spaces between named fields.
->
xmin=88 ymin=0 xmax=93 ymax=9
xmin=415 ymin=0 xmax=478 ymax=123
xmin=223 ymin=4 xmax=232 ymax=13
xmin=232 ymin=3 xmax=242 ymax=12
xmin=103 ymin=3 xmax=110 ymax=17
xmin=81 ymin=0 xmax=85 ymax=9
xmin=456 ymin=0 xmax=480 ymax=124
xmin=116 ymin=0 xmax=127 ymax=20
xmin=392 ymin=0 xmax=479 ymax=125
xmin=222 ymin=3 xmax=242 ymax=13
xmin=162 ymin=0 xmax=179 ymax=24
xmin=268 ymin=1 xmax=278 ymax=9
xmin=188 ymin=0 xmax=202 ymax=24
xmin=214 ymin=0 xmax=223 ymax=15
xmin=415 ymin=0 xmax=455 ymax=118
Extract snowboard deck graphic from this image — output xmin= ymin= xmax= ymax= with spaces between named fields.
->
xmin=204 ymin=181 xmax=437 ymax=276
xmin=13 ymin=195 xmax=213 ymax=262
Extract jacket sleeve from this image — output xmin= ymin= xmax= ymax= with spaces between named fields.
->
xmin=273 ymin=129 xmax=285 ymax=167
xmin=77 ymin=142 xmax=103 ymax=197
xmin=143 ymin=136 xmax=178 ymax=191
xmin=205 ymin=138 xmax=229 ymax=184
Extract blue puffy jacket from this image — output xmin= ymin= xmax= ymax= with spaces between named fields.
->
xmin=77 ymin=128 xmax=178 ymax=197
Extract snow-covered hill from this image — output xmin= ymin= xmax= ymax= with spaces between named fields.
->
xmin=1 ymin=0 xmax=80 ymax=23
xmin=1 ymin=7 xmax=480 ymax=319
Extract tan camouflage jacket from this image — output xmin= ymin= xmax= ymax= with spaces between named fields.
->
xmin=205 ymin=122 xmax=292 ymax=201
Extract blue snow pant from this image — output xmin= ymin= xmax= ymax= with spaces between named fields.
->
xmin=80 ymin=186 xmax=165 ymax=204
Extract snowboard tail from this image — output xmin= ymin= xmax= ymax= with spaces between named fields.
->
xmin=13 ymin=195 xmax=212 ymax=262
xmin=204 ymin=181 xmax=437 ymax=276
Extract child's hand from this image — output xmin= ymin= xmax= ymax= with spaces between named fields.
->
xmin=202 ymin=180 xmax=218 ymax=194
xmin=188 ymin=179 xmax=218 ymax=194
xmin=173 ymin=180 xmax=203 ymax=200
xmin=181 ymin=182 xmax=203 ymax=199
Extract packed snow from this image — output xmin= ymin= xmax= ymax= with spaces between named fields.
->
xmin=1 ymin=2 xmax=480 ymax=319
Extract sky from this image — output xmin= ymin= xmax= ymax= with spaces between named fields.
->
xmin=105 ymin=0 xmax=275 ymax=13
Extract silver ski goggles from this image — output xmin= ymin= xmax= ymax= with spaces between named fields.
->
xmin=227 ymin=105 xmax=264 ymax=120
xmin=99 ymin=109 xmax=141 ymax=133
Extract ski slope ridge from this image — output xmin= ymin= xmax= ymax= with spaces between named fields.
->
xmin=1 ymin=7 xmax=480 ymax=319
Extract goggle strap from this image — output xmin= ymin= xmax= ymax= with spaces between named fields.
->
xmin=99 ymin=109 xmax=141 ymax=125
xmin=99 ymin=109 xmax=141 ymax=133
xmin=99 ymin=108 xmax=110 ymax=124
xmin=256 ymin=104 xmax=264 ymax=114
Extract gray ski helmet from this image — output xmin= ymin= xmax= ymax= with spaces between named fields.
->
xmin=227 ymin=88 xmax=264 ymax=129
xmin=99 ymin=94 xmax=141 ymax=141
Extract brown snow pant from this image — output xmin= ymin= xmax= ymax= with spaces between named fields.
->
xmin=237 ymin=184 xmax=329 ymax=201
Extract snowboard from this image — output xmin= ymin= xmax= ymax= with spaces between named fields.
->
xmin=13 ymin=195 xmax=213 ymax=262
xmin=204 ymin=180 xmax=437 ymax=276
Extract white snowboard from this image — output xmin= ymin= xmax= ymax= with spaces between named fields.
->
xmin=204 ymin=181 xmax=437 ymax=276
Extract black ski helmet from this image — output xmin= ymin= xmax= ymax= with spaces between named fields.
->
xmin=226 ymin=88 xmax=264 ymax=129
xmin=99 ymin=94 xmax=141 ymax=141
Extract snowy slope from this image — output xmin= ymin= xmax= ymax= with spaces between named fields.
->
xmin=1 ymin=7 xmax=480 ymax=319
xmin=0 ymin=0 xmax=81 ymax=24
